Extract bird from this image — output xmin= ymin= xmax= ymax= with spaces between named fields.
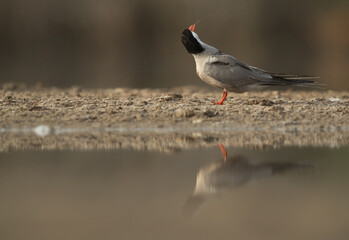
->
xmin=181 ymin=24 xmax=319 ymax=105
xmin=182 ymin=144 xmax=312 ymax=216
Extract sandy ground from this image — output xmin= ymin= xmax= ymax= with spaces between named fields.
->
xmin=0 ymin=84 xmax=348 ymax=151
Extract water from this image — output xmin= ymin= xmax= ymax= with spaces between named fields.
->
xmin=1 ymin=146 xmax=348 ymax=240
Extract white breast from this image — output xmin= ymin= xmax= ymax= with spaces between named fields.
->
xmin=192 ymin=54 xmax=226 ymax=90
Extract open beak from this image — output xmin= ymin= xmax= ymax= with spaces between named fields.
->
xmin=188 ymin=24 xmax=196 ymax=32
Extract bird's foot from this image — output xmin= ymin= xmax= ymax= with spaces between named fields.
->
xmin=211 ymin=90 xmax=227 ymax=105
xmin=211 ymin=100 xmax=224 ymax=105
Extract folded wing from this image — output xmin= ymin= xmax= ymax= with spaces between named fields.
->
xmin=205 ymin=54 xmax=317 ymax=92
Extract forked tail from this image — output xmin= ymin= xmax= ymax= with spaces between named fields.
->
xmin=263 ymin=73 xmax=322 ymax=88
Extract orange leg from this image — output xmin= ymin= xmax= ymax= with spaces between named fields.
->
xmin=211 ymin=90 xmax=227 ymax=105
xmin=217 ymin=144 xmax=227 ymax=161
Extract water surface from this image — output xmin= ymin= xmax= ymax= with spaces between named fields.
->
xmin=0 ymin=146 xmax=348 ymax=240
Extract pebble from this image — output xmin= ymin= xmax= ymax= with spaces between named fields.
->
xmin=203 ymin=109 xmax=218 ymax=117
xmin=175 ymin=108 xmax=195 ymax=118
xmin=160 ymin=94 xmax=183 ymax=101
xmin=192 ymin=119 xmax=203 ymax=124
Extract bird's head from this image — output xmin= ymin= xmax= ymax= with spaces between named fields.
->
xmin=181 ymin=24 xmax=205 ymax=54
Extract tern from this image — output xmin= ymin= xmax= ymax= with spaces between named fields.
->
xmin=181 ymin=24 xmax=318 ymax=105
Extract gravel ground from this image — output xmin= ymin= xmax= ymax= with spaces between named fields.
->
xmin=1 ymin=85 xmax=348 ymax=151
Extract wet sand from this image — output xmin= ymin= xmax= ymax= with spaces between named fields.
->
xmin=1 ymin=85 xmax=348 ymax=151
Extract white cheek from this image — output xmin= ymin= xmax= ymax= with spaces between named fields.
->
xmin=192 ymin=32 xmax=200 ymax=40
xmin=192 ymin=32 xmax=206 ymax=47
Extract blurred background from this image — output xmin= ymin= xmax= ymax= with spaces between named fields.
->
xmin=0 ymin=0 xmax=348 ymax=90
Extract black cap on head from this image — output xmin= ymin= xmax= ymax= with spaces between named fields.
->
xmin=181 ymin=29 xmax=204 ymax=54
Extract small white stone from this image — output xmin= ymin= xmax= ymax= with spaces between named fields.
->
xmin=33 ymin=125 xmax=51 ymax=137
xmin=328 ymin=97 xmax=340 ymax=102
xmin=192 ymin=119 xmax=203 ymax=124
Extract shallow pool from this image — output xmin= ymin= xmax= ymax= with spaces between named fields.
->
xmin=0 ymin=146 xmax=348 ymax=240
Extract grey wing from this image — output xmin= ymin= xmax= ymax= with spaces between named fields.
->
xmin=204 ymin=54 xmax=273 ymax=92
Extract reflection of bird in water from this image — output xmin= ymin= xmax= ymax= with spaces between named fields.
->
xmin=183 ymin=145 xmax=312 ymax=216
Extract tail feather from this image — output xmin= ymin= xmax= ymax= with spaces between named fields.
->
xmin=261 ymin=72 xmax=321 ymax=87
xmin=268 ymin=72 xmax=319 ymax=79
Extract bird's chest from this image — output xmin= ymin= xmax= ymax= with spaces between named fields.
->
xmin=195 ymin=61 xmax=220 ymax=86
xmin=195 ymin=59 xmax=210 ymax=79
xmin=195 ymin=58 xmax=205 ymax=74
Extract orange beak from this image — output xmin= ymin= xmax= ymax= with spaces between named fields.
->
xmin=188 ymin=24 xmax=196 ymax=32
